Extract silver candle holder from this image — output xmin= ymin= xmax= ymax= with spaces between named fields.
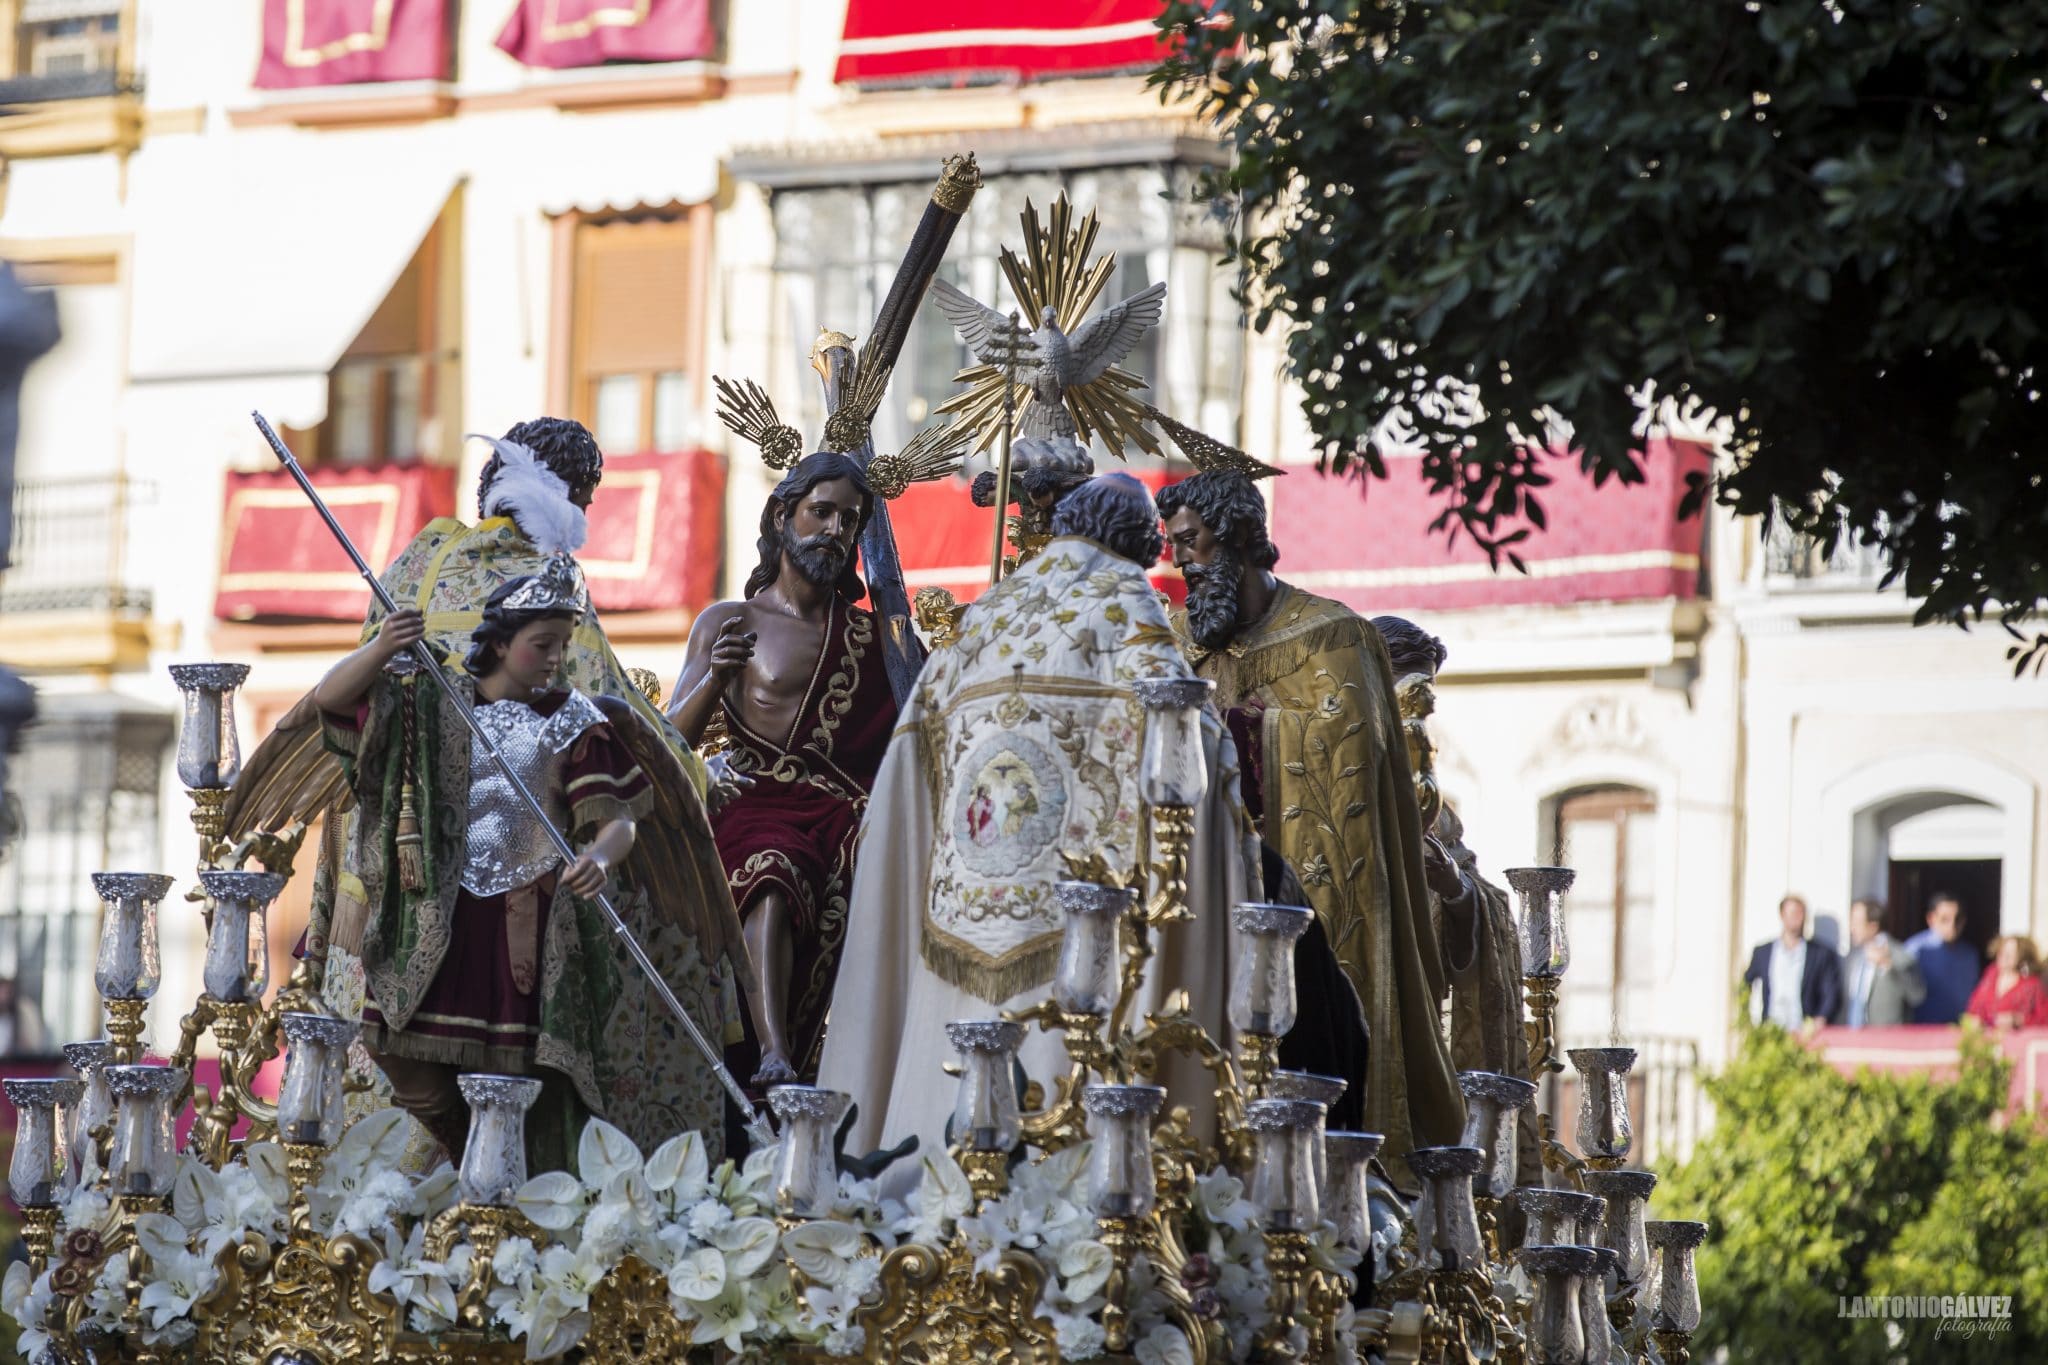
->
xmin=1644 ymin=1220 xmax=1708 ymax=1333
xmin=275 ymin=1012 xmax=360 ymax=1147
xmin=1271 ymin=1070 xmax=1346 ymax=1201
xmin=1324 ymin=1131 xmax=1385 ymax=1252
xmin=104 ymin=1064 xmax=187 ymax=1200
xmin=1583 ymin=1168 xmax=1657 ymax=1304
xmin=1408 ymin=1145 xmax=1487 ymax=1273
xmin=1567 ymin=1047 xmax=1637 ymax=1167
xmin=1052 ymin=881 xmax=1132 ymax=1018
xmin=62 ymin=1039 xmax=114 ymax=1176
xmin=1081 ymin=1083 xmax=1166 ymax=1219
xmin=456 ymin=1074 xmax=544 ymax=1206
xmin=1512 ymin=1187 xmax=1605 ymax=1252
xmin=1229 ymin=903 xmax=1314 ymax=1090
xmin=1504 ymin=867 xmax=1575 ymax=979
xmin=91 ymin=873 xmax=172 ymax=1002
xmin=1131 ymin=677 xmax=1212 ymax=808
xmin=4 ymin=1078 xmax=81 ymax=1207
xmin=1517 ymin=1244 xmax=1601 ymax=1365
xmin=1245 ymin=1097 xmax=1326 ymax=1234
xmin=946 ymin=1020 xmax=1026 ymax=1154
xmin=769 ymin=1085 xmax=853 ymax=1220
xmin=197 ymin=870 xmax=284 ymax=1005
xmin=168 ymin=663 xmax=250 ymax=791
xmin=1458 ymin=1070 xmax=1538 ymax=1200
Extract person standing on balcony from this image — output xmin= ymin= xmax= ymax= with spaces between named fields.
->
xmin=1904 ymin=892 xmax=1982 ymax=1024
xmin=1841 ymin=897 xmax=1926 ymax=1028
xmin=1963 ymin=935 xmax=2048 ymax=1031
xmin=1743 ymin=895 xmax=1841 ymax=1030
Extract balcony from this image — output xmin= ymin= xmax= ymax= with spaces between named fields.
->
xmin=0 ymin=0 xmax=142 ymax=159
xmin=1761 ymin=519 xmax=1894 ymax=592
xmin=0 ymin=474 xmax=156 ymax=672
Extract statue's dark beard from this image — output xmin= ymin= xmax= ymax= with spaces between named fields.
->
xmin=1184 ymin=547 xmax=1244 ymax=651
xmin=782 ymin=521 xmax=849 ymax=589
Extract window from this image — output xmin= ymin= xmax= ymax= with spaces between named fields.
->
xmin=568 ymin=211 xmax=703 ymax=455
xmin=0 ymin=695 xmax=171 ymax=1049
xmin=303 ymin=218 xmax=448 ymax=469
xmin=769 ymin=164 xmax=1242 ymax=468
xmin=1552 ymin=785 xmax=1658 ymax=1041
xmin=17 ymin=0 xmax=121 ymax=78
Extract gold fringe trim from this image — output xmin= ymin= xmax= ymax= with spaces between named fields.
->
xmin=918 ymin=926 xmax=1062 ymax=1006
xmin=362 ymin=1020 xmax=534 ymax=1075
xmin=1204 ymin=612 xmax=1372 ymax=700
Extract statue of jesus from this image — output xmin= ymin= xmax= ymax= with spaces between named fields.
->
xmin=669 ymin=451 xmax=900 ymax=1088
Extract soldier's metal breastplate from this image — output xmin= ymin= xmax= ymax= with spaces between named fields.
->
xmin=460 ymin=691 xmax=606 ymax=897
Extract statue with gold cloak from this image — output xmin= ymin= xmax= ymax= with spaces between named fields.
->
xmin=1157 ymin=469 xmax=1469 ymax=1189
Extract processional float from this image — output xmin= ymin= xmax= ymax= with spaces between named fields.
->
xmin=2 ymin=156 xmax=1708 ymax=1364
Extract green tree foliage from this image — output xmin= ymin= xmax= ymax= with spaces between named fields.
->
xmin=1657 ymin=1024 xmax=2048 ymax=1361
xmin=1156 ymin=2 xmax=2048 ymax=666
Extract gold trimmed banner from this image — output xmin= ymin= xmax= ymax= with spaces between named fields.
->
xmin=255 ymin=0 xmax=450 ymax=88
xmin=214 ymin=463 xmax=457 ymax=622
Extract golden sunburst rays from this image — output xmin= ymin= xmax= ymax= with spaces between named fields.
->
xmin=713 ymin=376 xmax=806 ymax=471
xmin=1138 ymin=402 xmax=1285 ymax=480
xmin=933 ymin=196 xmax=1165 ymax=461
xmin=868 ymin=418 xmax=976 ymax=499
xmin=821 ymin=356 xmax=895 ymax=455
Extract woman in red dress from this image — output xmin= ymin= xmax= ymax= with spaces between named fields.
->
xmin=1964 ymin=934 xmax=2048 ymax=1030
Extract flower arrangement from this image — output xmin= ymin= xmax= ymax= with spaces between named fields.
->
xmin=0 ymin=1111 xmax=1361 ymax=1363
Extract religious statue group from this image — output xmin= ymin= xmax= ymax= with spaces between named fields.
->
xmin=233 ymin=190 xmax=1533 ymax=1202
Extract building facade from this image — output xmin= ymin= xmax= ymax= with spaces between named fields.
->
xmin=0 ymin=1 xmax=2039 ymax=1146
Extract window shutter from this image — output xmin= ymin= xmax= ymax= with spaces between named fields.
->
xmin=574 ymin=217 xmax=693 ymax=376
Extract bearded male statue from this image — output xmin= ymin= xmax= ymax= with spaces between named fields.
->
xmin=1157 ymin=469 xmax=1469 ymax=1187
xmin=670 ymin=452 xmax=898 ymax=1089
xmin=821 ymin=473 xmax=1257 ymax=1193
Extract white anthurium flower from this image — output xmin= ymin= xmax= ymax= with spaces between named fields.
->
xmin=240 ymin=1141 xmax=292 ymax=1211
xmin=513 ymin=1169 xmax=588 ymax=1232
xmin=666 ymin=1244 xmax=727 ymax=1305
xmin=900 ymin=1151 xmax=974 ymax=1242
xmin=137 ymin=1242 xmax=217 ymax=1330
xmin=407 ymin=1164 xmax=459 ymax=1219
xmin=687 ymin=1281 xmax=760 ymax=1353
xmin=782 ymin=1219 xmax=865 ymax=1285
xmin=1134 ymin=1323 xmax=1196 ymax=1365
xmin=133 ymin=1210 xmax=192 ymax=1264
xmin=731 ymin=1145 xmax=778 ymax=1202
xmin=1056 ymin=1238 xmax=1115 ymax=1302
xmin=710 ymin=1215 xmax=780 ymax=1278
xmin=577 ymin=1117 xmax=643 ymax=1191
xmin=645 ymin=1130 xmax=712 ymax=1205
xmin=601 ymin=1167 xmax=659 ymax=1227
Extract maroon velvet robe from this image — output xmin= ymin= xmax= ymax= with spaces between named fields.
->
xmin=712 ymin=599 xmax=897 ymax=1080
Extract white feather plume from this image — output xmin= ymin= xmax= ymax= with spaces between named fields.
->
xmin=470 ymin=433 xmax=588 ymax=556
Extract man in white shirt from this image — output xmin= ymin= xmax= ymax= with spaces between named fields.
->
xmin=1742 ymin=894 xmax=1843 ymax=1029
xmin=1841 ymin=897 xmax=1926 ymax=1028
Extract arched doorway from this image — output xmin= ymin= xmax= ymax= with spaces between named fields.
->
xmin=1859 ymin=793 xmax=2002 ymax=961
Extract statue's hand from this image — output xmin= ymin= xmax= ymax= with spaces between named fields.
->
xmin=709 ymin=615 xmax=757 ymax=681
xmin=1422 ymin=833 xmax=1467 ymax=902
xmin=704 ymin=751 xmax=753 ymax=814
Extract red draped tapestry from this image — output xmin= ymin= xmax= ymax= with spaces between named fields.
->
xmin=887 ymin=469 xmax=1184 ymax=608
xmin=215 ymin=463 xmax=458 ymax=622
xmin=254 ymin=0 xmax=451 ymax=89
xmin=580 ymin=448 xmax=726 ymax=614
xmin=835 ymin=0 xmax=1168 ymax=86
xmin=1269 ymin=438 xmax=1712 ymax=615
xmin=495 ymin=0 xmax=714 ymax=69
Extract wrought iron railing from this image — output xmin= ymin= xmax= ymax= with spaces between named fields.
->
xmin=1761 ymin=518 xmax=1893 ymax=588
xmin=0 ymin=475 xmax=154 ymax=615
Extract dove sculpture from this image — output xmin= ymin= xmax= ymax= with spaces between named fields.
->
xmin=930 ymin=278 xmax=1166 ymax=440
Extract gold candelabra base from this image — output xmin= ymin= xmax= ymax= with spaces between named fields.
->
xmin=1258 ymin=1228 xmax=1313 ymax=1361
xmin=188 ymin=786 xmax=230 ymax=843
xmin=104 ymin=995 xmax=149 ymax=1065
xmin=1238 ymin=1031 xmax=1280 ymax=1095
xmin=1651 ymin=1327 xmax=1694 ymax=1364
xmin=20 ymin=1205 xmax=58 ymax=1275
xmin=956 ymin=1147 xmax=1010 ymax=1206
xmin=1523 ymin=972 xmax=1562 ymax=1076
xmin=1097 ymin=1215 xmax=1144 ymax=1353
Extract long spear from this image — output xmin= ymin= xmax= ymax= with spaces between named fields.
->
xmin=252 ymin=412 xmax=776 ymax=1149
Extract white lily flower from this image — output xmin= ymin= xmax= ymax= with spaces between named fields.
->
xmin=137 ymin=1243 xmax=216 ymax=1330
xmin=3 ymin=1262 xmax=56 ymax=1359
xmin=535 ymin=1241 xmax=610 ymax=1313
xmin=687 ymin=1282 xmax=760 ymax=1352
xmin=1195 ymin=1169 xmax=1257 ymax=1233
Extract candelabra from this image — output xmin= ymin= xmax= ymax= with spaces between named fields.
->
xmin=1 ymin=651 xmax=1719 ymax=1365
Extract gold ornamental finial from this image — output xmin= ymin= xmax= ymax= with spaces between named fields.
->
xmin=932 ymin=152 xmax=982 ymax=213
